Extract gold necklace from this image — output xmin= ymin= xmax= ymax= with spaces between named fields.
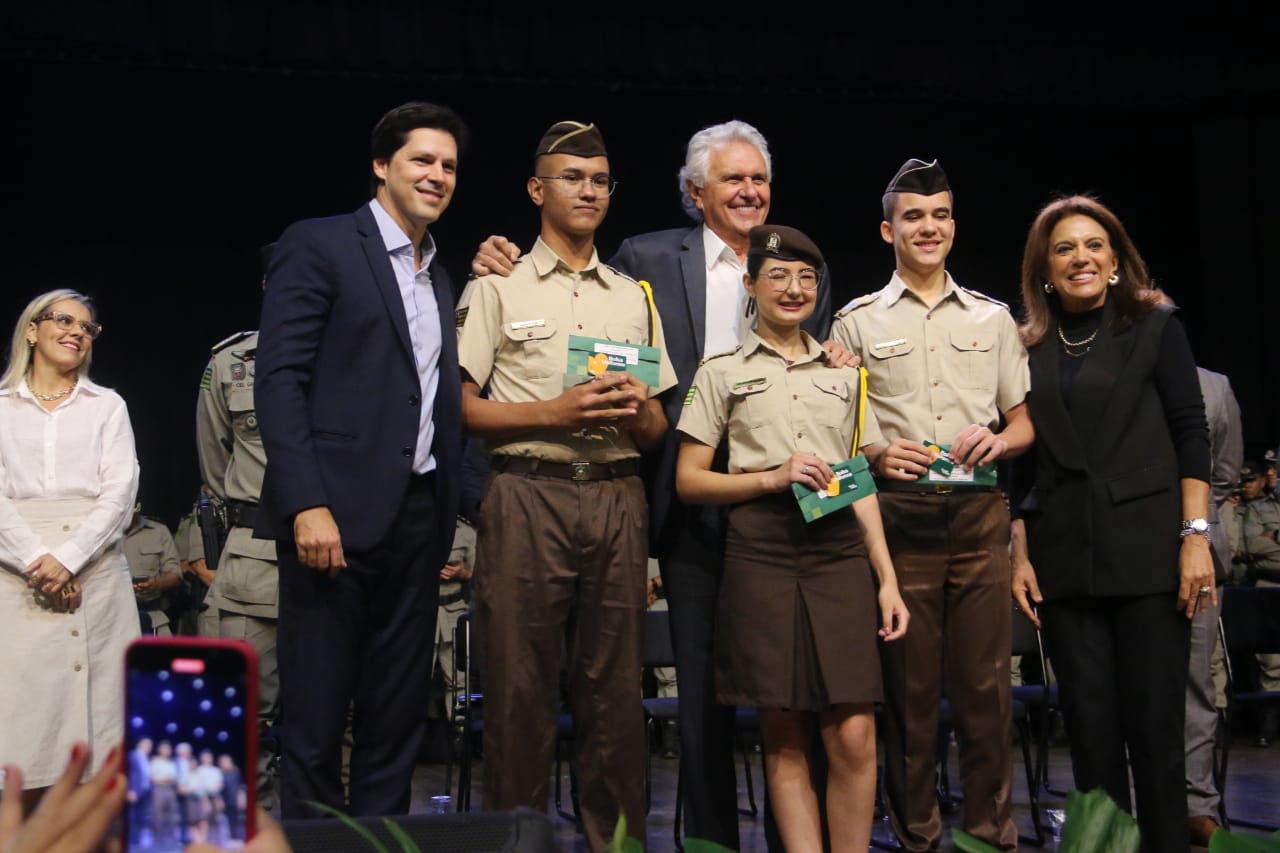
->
xmin=29 ymin=377 xmax=78 ymax=401
xmin=1058 ymin=326 xmax=1097 ymax=357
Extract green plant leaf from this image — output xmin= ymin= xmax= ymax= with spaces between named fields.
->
xmin=1209 ymin=826 xmax=1280 ymax=852
xmin=302 ymin=800 xmax=390 ymax=853
xmin=1059 ymin=788 xmax=1140 ymax=853
xmin=684 ymin=840 xmax=739 ymax=853
xmin=951 ymin=828 xmax=1004 ymax=852
xmin=382 ymin=816 xmax=423 ymax=853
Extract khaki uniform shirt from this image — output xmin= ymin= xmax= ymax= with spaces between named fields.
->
xmin=832 ymin=272 xmax=1029 ymax=444
xmin=457 ymin=237 xmax=677 ymax=463
xmin=677 ymin=329 xmax=882 ymax=474
xmin=196 ymin=330 xmax=277 ymax=617
xmin=123 ymin=516 xmax=181 ymax=629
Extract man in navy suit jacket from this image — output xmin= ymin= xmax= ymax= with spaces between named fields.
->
xmin=255 ymin=101 xmax=465 ymax=818
xmin=472 ymin=120 xmax=832 ymax=850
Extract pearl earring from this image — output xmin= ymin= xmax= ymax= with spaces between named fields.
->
xmin=1043 ymin=282 xmax=1055 ymax=293
xmin=1108 ymin=272 xmax=1119 ymax=286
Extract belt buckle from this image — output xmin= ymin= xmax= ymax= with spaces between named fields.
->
xmin=571 ymin=462 xmax=591 ymax=481
xmin=933 ymin=484 xmax=954 ymax=495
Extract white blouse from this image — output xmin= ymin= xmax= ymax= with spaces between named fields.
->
xmin=0 ymin=378 xmax=140 ymax=575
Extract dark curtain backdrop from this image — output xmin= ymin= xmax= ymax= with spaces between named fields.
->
xmin=3 ymin=5 xmax=1276 ymax=521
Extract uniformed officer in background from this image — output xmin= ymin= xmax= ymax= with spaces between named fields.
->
xmin=195 ymin=243 xmax=280 ymax=809
xmin=832 ymin=159 xmax=1032 ymax=852
xmin=123 ymin=504 xmax=183 ymax=634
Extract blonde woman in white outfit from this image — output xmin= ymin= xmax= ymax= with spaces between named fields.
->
xmin=0 ymin=289 xmax=140 ymax=808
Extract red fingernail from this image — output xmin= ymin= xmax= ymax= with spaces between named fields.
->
xmin=106 ymin=745 xmax=120 ymax=764
xmin=71 ymin=743 xmax=84 ymax=762
xmin=105 ymin=773 xmax=120 ymax=792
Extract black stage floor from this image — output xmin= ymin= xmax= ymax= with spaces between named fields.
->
xmin=408 ymin=735 xmax=1278 ymax=851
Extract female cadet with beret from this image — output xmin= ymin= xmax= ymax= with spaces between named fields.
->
xmin=676 ymin=224 xmax=908 ymax=852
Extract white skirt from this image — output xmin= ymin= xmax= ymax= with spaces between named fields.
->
xmin=0 ymin=498 xmax=140 ymax=788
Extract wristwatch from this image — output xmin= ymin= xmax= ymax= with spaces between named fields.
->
xmin=1180 ymin=517 xmax=1211 ymax=543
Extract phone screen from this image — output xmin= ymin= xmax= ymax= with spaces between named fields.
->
xmin=124 ymin=638 xmax=257 ymax=852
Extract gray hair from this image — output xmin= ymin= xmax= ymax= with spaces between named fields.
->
xmin=2 ymin=289 xmax=96 ymax=390
xmin=677 ymin=120 xmax=772 ymax=221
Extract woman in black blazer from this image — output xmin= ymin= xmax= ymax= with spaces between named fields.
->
xmin=1009 ymin=195 xmax=1212 ymax=853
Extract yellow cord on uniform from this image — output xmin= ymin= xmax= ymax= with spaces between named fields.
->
xmin=851 ymin=366 xmax=869 ymax=457
xmin=638 ymin=280 xmax=658 ymax=347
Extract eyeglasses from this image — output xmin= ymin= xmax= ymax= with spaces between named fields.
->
xmin=35 ymin=311 xmax=103 ymax=339
xmin=535 ymin=173 xmax=618 ymax=196
xmin=763 ymin=268 xmax=820 ymax=291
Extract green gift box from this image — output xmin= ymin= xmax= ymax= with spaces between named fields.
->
xmin=791 ymin=455 xmax=878 ymax=523
xmin=565 ymin=335 xmax=661 ymax=388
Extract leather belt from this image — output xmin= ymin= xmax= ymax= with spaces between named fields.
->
xmin=492 ymin=455 xmax=640 ymax=481
xmin=226 ymin=499 xmax=259 ymax=528
xmin=439 ymin=589 xmax=468 ymax=606
xmin=877 ymin=480 xmax=1000 ymax=496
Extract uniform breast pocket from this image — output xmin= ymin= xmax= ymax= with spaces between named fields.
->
xmin=948 ymin=330 xmax=995 ymax=390
xmin=727 ymin=378 xmax=774 ymax=429
xmin=229 ymin=387 xmax=258 ymax=441
xmin=502 ymin=319 xmax=561 ymax=379
xmin=604 ymin=322 xmax=648 ymax=346
xmin=866 ymin=340 xmax=917 ymax=397
xmin=809 ymin=376 xmax=853 ymax=429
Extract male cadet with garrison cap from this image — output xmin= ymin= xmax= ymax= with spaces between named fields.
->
xmin=123 ymin=505 xmax=182 ymax=634
xmin=458 ymin=121 xmax=675 ymax=852
xmin=832 ymin=159 xmax=1032 ymax=852
xmin=195 ymin=247 xmax=280 ymax=809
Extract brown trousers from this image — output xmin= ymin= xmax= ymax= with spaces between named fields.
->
xmin=878 ymin=490 xmax=1017 ymax=852
xmin=475 ymin=470 xmax=648 ymax=853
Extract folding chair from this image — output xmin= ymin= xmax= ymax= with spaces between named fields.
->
xmin=1217 ymin=584 xmax=1280 ymax=832
xmin=450 ymin=612 xmax=483 ymax=811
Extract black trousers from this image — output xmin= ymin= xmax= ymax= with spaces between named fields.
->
xmin=1042 ymin=592 xmax=1190 ymax=853
xmin=278 ymin=474 xmax=441 ymax=818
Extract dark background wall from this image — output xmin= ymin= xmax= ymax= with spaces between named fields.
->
xmin=3 ymin=5 xmax=1277 ymax=522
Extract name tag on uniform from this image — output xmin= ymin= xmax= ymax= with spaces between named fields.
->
xmin=511 ymin=319 xmax=546 ymax=330
xmin=872 ymin=338 xmax=907 ymax=350
xmin=791 ymin=455 xmax=878 ymax=522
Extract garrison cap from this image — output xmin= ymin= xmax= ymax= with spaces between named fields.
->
xmin=535 ymin=121 xmax=607 ymax=158
xmin=747 ymin=224 xmax=824 ymax=269
xmin=885 ymin=158 xmax=950 ymax=196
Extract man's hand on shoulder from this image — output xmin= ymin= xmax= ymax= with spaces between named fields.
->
xmin=294 ymin=507 xmax=347 ymax=577
xmin=821 ymin=339 xmax=860 ymax=369
xmin=472 ymin=235 xmax=522 ymax=277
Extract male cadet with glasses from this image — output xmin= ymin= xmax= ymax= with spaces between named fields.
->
xmin=458 ymin=121 xmax=675 ymax=853
xmin=471 ymin=120 xmax=836 ymax=850
xmin=254 ymin=101 xmax=464 ymax=818
xmin=195 ymin=243 xmax=281 ymax=810
xmin=832 ymin=159 xmax=1032 ymax=852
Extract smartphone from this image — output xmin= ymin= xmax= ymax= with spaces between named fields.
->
xmin=123 ymin=637 xmax=258 ymax=852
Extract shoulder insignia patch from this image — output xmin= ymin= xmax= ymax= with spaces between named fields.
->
xmin=456 ymin=306 xmax=469 ymax=328
xmin=683 ymin=385 xmax=697 ymax=406
xmin=211 ymin=330 xmax=254 ymax=354
xmin=199 ymin=365 xmax=213 ymax=391
xmin=834 ymin=292 xmax=880 ymax=318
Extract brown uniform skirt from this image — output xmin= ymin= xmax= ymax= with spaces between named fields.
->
xmin=716 ymin=492 xmax=883 ymax=711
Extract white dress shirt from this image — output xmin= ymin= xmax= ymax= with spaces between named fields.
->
xmin=702 ymin=225 xmax=750 ymax=359
xmin=0 ymin=377 xmax=139 ymax=575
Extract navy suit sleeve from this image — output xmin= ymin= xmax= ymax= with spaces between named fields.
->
xmin=255 ymin=222 xmax=334 ymax=521
xmin=610 ymin=238 xmax=639 ymax=279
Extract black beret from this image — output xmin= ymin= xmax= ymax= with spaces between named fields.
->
xmin=1240 ymin=460 xmax=1268 ymax=482
xmin=747 ymin=225 xmax=824 ymax=269
xmin=885 ymin=158 xmax=950 ymax=196
xmin=535 ymin=121 xmax=607 ymax=159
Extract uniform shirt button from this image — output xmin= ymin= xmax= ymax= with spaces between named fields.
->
xmin=577 ymin=324 xmax=583 ymax=330
xmin=932 ymin=380 xmax=940 ymax=387
xmin=402 ymin=446 xmax=413 ymax=458
xmin=74 ymin=664 xmax=82 ymax=672
xmin=930 ymin=346 xmax=937 ymax=352
xmin=409 ymin=394 xmax=420 ymax=406
xmin=936 ymin=415 xmax=943 ymax=421
xmin=72 ymin=630 xmax=80 ymax=637
xmin=796 ymin=431 xmax=804 ymax=438
xmin=793 ymin=394 xmax=798 ymax=401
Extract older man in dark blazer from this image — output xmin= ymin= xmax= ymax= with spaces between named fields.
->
xmin=255 ymin=101 xmax=465 ymax=819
